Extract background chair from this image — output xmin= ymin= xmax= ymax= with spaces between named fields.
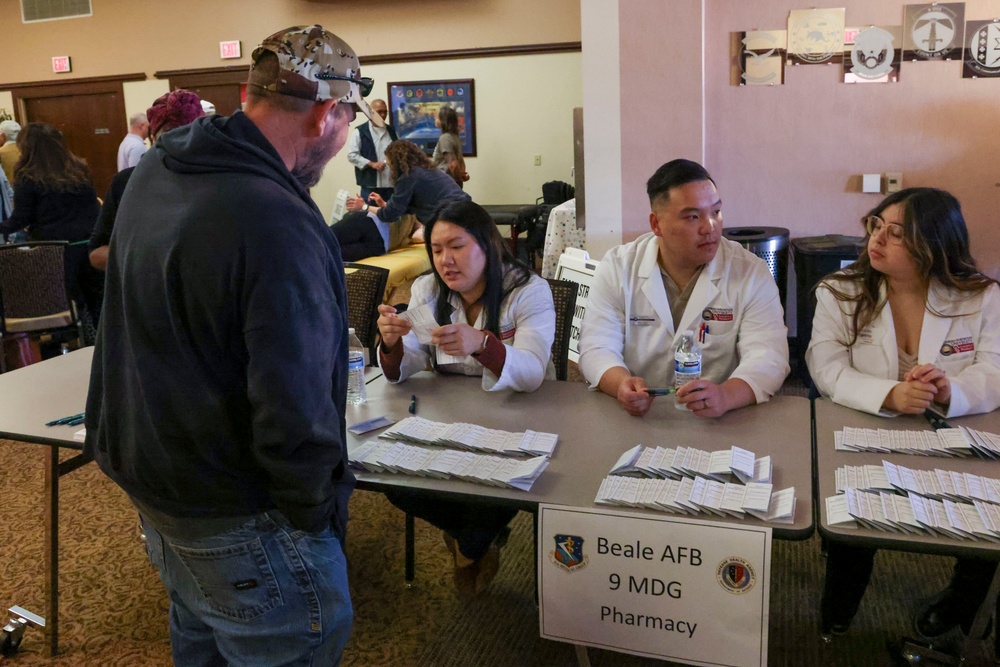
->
xmin=545 ymin=278 xmax=578 ymax=382
xmin=344 ymin=262 xmax=389 ymax=364
xmin=0 ymin=241 xmax=82 ymax=373
xmin=524 ymin=181 xmax=575 ymax=267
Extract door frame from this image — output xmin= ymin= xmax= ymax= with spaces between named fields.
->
xmin=2 ymin=73 xmax=146 ymax=125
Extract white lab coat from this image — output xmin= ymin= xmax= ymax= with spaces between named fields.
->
xmin=382 ymin=270 xmax=556 ymax=391
xmin=807 ymin=277 xmax=1000 ymax=417
xmin=578 ymin=233 xmax=789 ymax=402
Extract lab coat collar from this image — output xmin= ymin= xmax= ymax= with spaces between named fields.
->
xmin=919 ymin=281 xmax=957 ymax=363
xmin=638 ymin=236 xmax=674 ymax=337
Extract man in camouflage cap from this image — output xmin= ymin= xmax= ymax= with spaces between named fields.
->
xmin=87 ymin=25 xmax=370 ymax=665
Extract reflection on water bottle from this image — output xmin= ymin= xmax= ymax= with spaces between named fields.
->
xmin=674 ymin=330 xmax=701 ymax=410
xmin=346 ymin=327 xmax=367 ymax=405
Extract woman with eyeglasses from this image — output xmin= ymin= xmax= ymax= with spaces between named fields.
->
xmin=806 ymin=187 xmax=1000 ymax=637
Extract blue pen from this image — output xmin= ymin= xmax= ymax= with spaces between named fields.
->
xmin=46 ymin=412 xmax=85 ymax=427
xmin=409 ymin=395 xmax=417 ymax=415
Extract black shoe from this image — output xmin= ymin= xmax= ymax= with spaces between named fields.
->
xmin=915 ymin=589 xmax=990 ymax=638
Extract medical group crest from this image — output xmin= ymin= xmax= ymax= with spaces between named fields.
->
xmin=550 ymin=534 xmax=589 ymax=573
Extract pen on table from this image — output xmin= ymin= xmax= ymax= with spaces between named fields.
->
xmin=409 ymin=395 xmax=417 ymax=415
xmin=644 ymin=388 xmax=676 ymax=397
xmin=45 ymin=412 xmax=85 ymax=427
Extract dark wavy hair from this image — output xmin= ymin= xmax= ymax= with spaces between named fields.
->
xmin=438 ymin=106 xmax=459 ymax=135
xmin=819 ymin=187 xmax=996 ymax=346
xmin=13 ymin=122 xmax=92 ymax=191
xmin=425 ymin=200 xmax=532 ymax=335
xmin=385 ymin=139 xmax=432 ymax=182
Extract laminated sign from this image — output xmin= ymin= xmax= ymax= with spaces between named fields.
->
xmin=539 ymin=505 xmax=771 ymax=667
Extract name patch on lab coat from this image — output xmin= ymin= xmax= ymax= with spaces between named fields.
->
xmin=702 ymin=307 xmax=733 ymax=322
xmin=629 ymin=315 xmax=656 ymax=327
xmin=941 ymin=337 xmax=974 ymax=356
xmin=499 ymin=323 xmax=516 ymax=341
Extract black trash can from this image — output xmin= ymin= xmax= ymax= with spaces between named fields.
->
xmin=790 ymin=234 xmax=866 ymax=382
xmin=723 ymin=227 xmax=790 ymax=312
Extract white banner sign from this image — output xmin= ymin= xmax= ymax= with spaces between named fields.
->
xmin=554 ymin=249 xmax=597 ymax=363
xmin=538 ymin=505 xmax=772 ymax=667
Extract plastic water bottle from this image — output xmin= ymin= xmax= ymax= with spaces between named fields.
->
xmin=347 ymin=328 xmax=367 ymax=405
xmin=674 ymin=330 xmax=702 ymax=410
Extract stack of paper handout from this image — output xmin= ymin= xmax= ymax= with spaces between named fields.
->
xmin=380 ymin=416 xmax=558 ymax=456
xmin=609 ymin=444 xmax=771 ymax=484
xmin=594 ymin=475 xmax=796 ymax=524
xmin=826 ymin=461 xmax=1000 ymax=541
xmin=348 ymin=439 xmax=549 ymax=491
xmin=834 ymin=426 xmax=1000 ymax=458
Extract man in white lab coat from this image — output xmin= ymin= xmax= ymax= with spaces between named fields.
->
xmin=579 ymin=159 xmax=789 ymax=417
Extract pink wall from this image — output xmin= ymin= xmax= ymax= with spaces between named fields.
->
xmin=619 ymin=0 xmax=705 ymax=239
xmin=619 ymin=0 xmax=1000 ymax=276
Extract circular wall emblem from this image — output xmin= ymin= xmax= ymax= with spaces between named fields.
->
xmin=717 ymin=557 xmax=757 ymax=594
xmin=966 ymin=22 xmax=1000 ymax=76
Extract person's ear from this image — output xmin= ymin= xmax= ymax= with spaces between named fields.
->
xmin=649 ymin=211 xmax=661 ymax=236
xmin=307 ymin=99 xmax=338 ymax=138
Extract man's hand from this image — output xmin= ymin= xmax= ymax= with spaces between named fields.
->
xmin=905 ymin=364 xmax=952 ymax=408
xmin=431 ymin=323 xmax=485 ymax=358
xmin=368 ymin=160 xmax=386 ymax=172
xmin=377 ymin=304 xmax=411 ymax=350
xmin=884 ymin=380 xmax=938 ymax=414
xmin=676 ymin=380 xmax=728 ymax=418
xmin=617 ymin=376 xmax=654 ymax=417
xmin=346 ymin=195 xmax=366 ymax=212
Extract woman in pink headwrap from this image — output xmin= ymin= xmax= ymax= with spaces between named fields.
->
xmin=88 ymin=89 xmax=205 ymax=270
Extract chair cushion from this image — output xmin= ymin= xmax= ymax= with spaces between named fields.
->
xmin=5 ymin=310 xmax=74 ymax=333
xmin=354 ymin=244 xmax=431 ymax=290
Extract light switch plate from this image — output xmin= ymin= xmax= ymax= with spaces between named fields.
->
xmin=862 ymin=173 xmax=881 ymax=193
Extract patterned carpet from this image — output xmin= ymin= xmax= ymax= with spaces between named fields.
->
xmin=0 ymin=371 xmax=992 ymax=666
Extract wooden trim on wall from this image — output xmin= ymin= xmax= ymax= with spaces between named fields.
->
xmin=0 ymin=72 xmax=146 ymax=91
xmin=154 ymin=65 xmax=247 ymax=79
xmin=361 ymin=41 xmax=581 ymax=65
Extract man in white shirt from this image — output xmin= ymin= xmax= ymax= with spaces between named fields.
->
xmin=346 ymin=98 xmax=396 ymax=202
xmin=116 ymin=113 xmax=148 ymax=171
xmin=579 ymin=159 xmax=789 ymax=418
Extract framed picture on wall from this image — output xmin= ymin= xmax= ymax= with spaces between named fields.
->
xmin=386 ymin=79 xmax=476 ymax=157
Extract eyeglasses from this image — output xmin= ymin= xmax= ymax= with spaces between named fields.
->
xmin=315 ymin=73 xmax=375 ymax=97
xmin=864 ymin=215 xmax=905 ymax=243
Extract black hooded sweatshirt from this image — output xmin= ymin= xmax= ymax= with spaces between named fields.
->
xmin=85 ymin=111 xmax=354 ymax=537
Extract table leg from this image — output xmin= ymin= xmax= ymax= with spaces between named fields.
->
xmin=43 ymin=445 xmax=59 ymax=657
xmin=961 ymin=562 xmax=1000 ymax=662
xmin=404 ymin=512 xmax=415 ymax=585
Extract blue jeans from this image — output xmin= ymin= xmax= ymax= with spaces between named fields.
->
xmin=140 ymin=512 xmax=352 ymax=667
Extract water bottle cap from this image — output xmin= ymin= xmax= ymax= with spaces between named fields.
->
xmin=348 ymin=327 xmax=355 ymax=335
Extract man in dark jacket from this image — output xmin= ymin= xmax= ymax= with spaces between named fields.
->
xmin=85 ymin=25 xmax=384 ymax=666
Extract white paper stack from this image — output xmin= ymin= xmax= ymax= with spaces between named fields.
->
xmin=348 ymin=439 xmax=549 ymax=491
xmin=607 ymin=444 xmax=760 ymax=482
xmin=594 ymin=474 xmax=795 ymax=524
xmin=379 ymin=417 xmax=559 ymax=457
xmin=834 ymin=426 xmax=1000 ymax=459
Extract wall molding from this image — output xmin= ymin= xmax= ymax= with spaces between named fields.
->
xmin=0 ymin=72 xmax=146 ymax=91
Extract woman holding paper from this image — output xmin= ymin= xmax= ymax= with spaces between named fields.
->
xmin=376 ymin=199 xmax=555 ymax=596
xmin=807 ymin=187 xmax=1000 ymax=638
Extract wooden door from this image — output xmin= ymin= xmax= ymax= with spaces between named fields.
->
xmin=25 ymin=91 xmax=123 ymax=197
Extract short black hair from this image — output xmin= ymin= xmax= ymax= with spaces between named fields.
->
xmin=646 ymin=159 xmax=715 ymax=207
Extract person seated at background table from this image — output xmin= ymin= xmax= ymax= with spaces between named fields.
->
xmin=807 ymin=187 xmax=1000 ymax=638
xmin=89 ymin=89 xmax=205 ymax=271
xmin=376 ymin=199 xmax=555 ymax=596
xmin=578 ymin=158 xmax=789 ymax=418
xmin=0 ymin=122 xmax=103 ymax=323
xmin=339 ymin=139 xmax=468 ymax=260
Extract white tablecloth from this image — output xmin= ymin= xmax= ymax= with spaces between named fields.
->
xmin=541 ymin=199 xmax=584 ymax=279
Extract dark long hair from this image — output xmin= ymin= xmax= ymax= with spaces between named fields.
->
xmin=438 ymin=106 xmax=459 ymax=136
xmin=425 ymin=200 xmax=532 ymax=335
xmin=819 ymin=187 xmax=996 ymax=346
xmin=13 ymin=122 xmax=92 ymax=191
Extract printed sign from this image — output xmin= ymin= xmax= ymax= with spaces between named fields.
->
xmin=51 ymin=56 xmax=71 ymax=73
xmin=220 ymin=40 xmax=242 ymax=59
xmin=539 ymin=505 xmax=771 ymax=667
xmin=554 ymin=249 xmax=598 ymax=363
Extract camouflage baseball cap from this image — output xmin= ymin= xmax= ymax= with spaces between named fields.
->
xmin=251 ymin=25 xmax=384 ymax=127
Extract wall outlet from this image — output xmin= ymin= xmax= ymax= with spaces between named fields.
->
xmin=534 ymin=154 xmax=542 ymax=166
xmin=885 ymin=172 xmax=902 ymax=193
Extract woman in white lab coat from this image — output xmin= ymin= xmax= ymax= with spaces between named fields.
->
xmin=807 ymin=187 xmax=1000 ymax=637
xmin=376 ymin=199 xmax=555 ymax=597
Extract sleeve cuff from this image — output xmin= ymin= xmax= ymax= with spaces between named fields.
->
xmin=379 ymin=342 xmax=404 ymax=382
xmin=472 ymin=331 xmax=506 ymax=377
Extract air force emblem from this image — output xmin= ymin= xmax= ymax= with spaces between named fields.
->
xmin=550 ymin=534 xmax=589 ymax=572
